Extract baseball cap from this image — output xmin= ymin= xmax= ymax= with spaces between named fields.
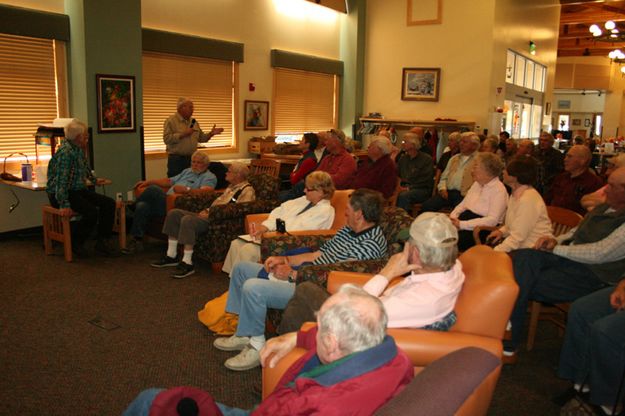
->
xmin=409 ymin=212 xmax=458 ymax=248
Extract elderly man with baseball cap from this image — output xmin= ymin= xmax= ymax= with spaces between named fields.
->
xmin=278 ymin=212 xmax=465 ymax=334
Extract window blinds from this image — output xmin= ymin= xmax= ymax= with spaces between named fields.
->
xmin=273 ymin=68 xmax=338 ymax=135
xmin=0 ymin=33 xmax=59 ymax=157
xmin=142 ymin=51 xmax=236 ymax=152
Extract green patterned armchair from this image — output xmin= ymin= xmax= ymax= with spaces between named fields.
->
xmin=260 ymin=206 xmax=414 ymax=287
xmin=174 ymin=173 xmax=281 ymax=266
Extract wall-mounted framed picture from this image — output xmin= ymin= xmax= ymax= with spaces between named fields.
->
xmin=584 ymin=118 xmax=591 ymax=127
xmin=557 ymin=100 xmax=571 ymax=110
xmin=407 ymin=0 xmax=442 ymax=26
xmin=401 ymin=67 xmax=441 ymax=101
xmin=545 ymin=102 xmax=551 ymax=116
xmin=96 ymin=74 xmax=136 ymax=133
xmin=572 ymin=119 xmax=581 ymax=126
xmin=244 ymin=100 xmax=269 ymax=130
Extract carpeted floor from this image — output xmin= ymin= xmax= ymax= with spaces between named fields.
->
xmin=0 ymin=233 xmax=568 ymax=415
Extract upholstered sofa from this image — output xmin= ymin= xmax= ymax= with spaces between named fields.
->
xmin=173 ymin=173 xmax=280 ymax=265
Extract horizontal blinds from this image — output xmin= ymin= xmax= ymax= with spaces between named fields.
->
xmin=142 ymin=52 xmax=235 ymax=152
xmin=0 ymin=33 xmax=58 ymax=158
xmin=273 ymin=68 xmax=337 ymax=135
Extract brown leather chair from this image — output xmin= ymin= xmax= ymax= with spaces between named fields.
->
xmin=262 ymin=245 xmax=518 ymax=414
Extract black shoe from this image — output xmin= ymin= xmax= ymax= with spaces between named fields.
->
xmin=151 ymin=255 xmax=179 ymax=268
xmin=121 ymin=238 xmax=144 ymax=255
xmin=95 ymin=239 xmax=121 ymax=257
xmin=171 ymin=262 xmax=195 ymax=279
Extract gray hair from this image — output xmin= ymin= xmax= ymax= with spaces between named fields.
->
xmin=191 ymin=150 xmax=209 ymax=164
xmin=448 ymin=131 xmax=462 ymax=143
xmin=349 ymin=188 xmax=384 ymax=224
xmin=64 ymin=120 xmax=87 ymax=143
xmin=229 ymin=162 xmax=249 ymax=180
xmin=370 ymin=136 xmax=392 ymax=155
xmin=318 ymin=284 xmax=387 ymax=355
xmin=461 ymin=132 xmax=480 ymax=146
xmin=402 ymin=132 xmax=422 ymax=148
xmin=177 ymin=97 xmax=192 ymax=109
xmin=476 ymin=152 xmax=504 ymax=178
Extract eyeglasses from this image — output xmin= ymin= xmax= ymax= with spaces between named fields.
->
xmin=304 ymin=187 xmax=316 ymax=192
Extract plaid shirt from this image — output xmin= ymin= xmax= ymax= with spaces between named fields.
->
xmin=46 ymin=141 xmax=95 ymax=208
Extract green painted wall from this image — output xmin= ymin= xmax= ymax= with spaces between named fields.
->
xmin=65 ymin=0 xmax=143 ymax=196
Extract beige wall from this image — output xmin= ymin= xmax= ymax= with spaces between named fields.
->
xmin=0 ymin=0 xmax=63 ymax=12
xmin=363 ymin=0 xmax=559 ymax=135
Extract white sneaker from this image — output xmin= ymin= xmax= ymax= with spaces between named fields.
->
xmin=213 ymin=335 xmax=250 ymax=352
xmin=224 ymin=345 xmax=260 ymax=371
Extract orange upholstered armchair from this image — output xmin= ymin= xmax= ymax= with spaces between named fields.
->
xmin=262 ymin=245 xmax=518 ymax=414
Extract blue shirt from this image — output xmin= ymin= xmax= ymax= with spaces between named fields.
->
xmin=168 ymin=167 xmax=217 ymax=195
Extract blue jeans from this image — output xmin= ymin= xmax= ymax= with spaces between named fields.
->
xmin=226 ymin=261 xmax=296 ymax=337
xmin=130 ymin=185 xmax=167 ymax=238
xmin=558 ymin=286 xmax=625 ymax=407
xmin=122 ymin=388 xmax=251 ymax=416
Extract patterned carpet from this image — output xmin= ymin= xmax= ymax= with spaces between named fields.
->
xmin=0 ymin=233 xmax=568 ymax=415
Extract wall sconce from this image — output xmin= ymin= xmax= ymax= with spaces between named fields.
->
xmin=529 ymin=41 xmax=536 ymax=56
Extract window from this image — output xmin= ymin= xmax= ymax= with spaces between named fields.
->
xmin=142 ymin=52 xmax=237 ymax=153
xmin=506 ymin=49 xmax=546 ymax=93
xmin=0 ymin=33 xmax=66 ymax=160
xmin=273 ymin=68 xmax=338 ymax=136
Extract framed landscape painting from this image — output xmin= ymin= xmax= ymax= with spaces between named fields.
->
xmin=401 ymin=68 xmax=441 ymax=101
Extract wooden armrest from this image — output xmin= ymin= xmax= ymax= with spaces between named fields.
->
xmin=472 ymin=226 xmax=498 ymax=245
xmin=246 ymin=213 xmax=270 ymax=234
xmin=262 ymin=229 xmax=337 ymax=239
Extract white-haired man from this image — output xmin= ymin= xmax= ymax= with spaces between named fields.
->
xmin=278 ymin=212 xmax=464 ymax=335
xmin=420 ymin=132 xmax=480 ymax=213
xmin=163 ymin=97 xmax=224 ymax=177
xmin=122 ymin=285 xmax=413 ymax=416
xmin=123 ymin=151 xmax=217 ymax=254
xmin=150 ymin=162 xmax=255 ymax=279
xmin=350 ymin=136 xmax=397 ymax=199
xmin=396 ymin=132 xmax=435 ymax=213
xmin=46 ymin=120 xmax=118 ymax=257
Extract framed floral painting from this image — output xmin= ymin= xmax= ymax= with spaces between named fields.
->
xmin=96 ymin=74 xmax=136 ymax=133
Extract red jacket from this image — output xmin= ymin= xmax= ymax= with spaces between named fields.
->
xmin=351 ymin=154 xmax=397 ymax=199
xmin=252 ymin=327 xmax=413 ymax=416
xmin=317 ymin=148 xmax=357 ymax=189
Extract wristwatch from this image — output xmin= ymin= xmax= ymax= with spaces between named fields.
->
xmin=287 ymin=270 xmax=297 ymax=283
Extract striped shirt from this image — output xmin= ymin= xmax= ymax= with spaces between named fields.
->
xmin=313 ymin=225 xmax=387 ymax=265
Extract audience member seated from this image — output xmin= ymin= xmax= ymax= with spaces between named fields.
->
xmin=150 ymin=162 xmax=255 ymax=279
xmin=533 ymin=132 xmax=564 ymax=195
xmin=288 ymin=133 xmax=320 ymax=186
xmin=278 ymin=212 xmax=464 ymax=334
xmin=498 ymin=131 xmax=510 ymax=154
xmin=480 ymin=137 xmax=499 ymax=154
xmin=581 ymin=153 xmax=625 ymax=212
xmin=449 ymin=152 xmax=507 ymax=251
xmin=46 ymin=119 xmax=118 ymax=257
xmin=503 ymin=137 xmax=518 ymax=164
xmin=396 ymin=132 xmax=434 ymax=213
xmin=279 ymin=129 xmax=355 ymax=202
xmin=504 ymin=167 xmax=625 ymax=361
xmin=485 ymin=157 xmax=553 ymax=252
xmin=515 ymin=139 xmax=535 ymax=157
xmin=421 ymin=132 xmax=480 ymax=213
xmin=436 ymin=131 xmax=460 ymax=176
xmin=212 ymin=189 xmax=387 ymax=372
xmin=222 ymin=171 xmax=336 ymax=276
xmin=544 ymin=144 xmax=603 ymax=215
xmin=122 ymin=285 xmax=413 ymax=416
xmin=350 ymin=136 xmax=397 ymax=199
xmin=556 ymin=277 xmax=625 ymax=416
xmin=123 ymin=151 xmax=216 ymax=254
xmin=314 ymin=130 xmax=328 ymax=162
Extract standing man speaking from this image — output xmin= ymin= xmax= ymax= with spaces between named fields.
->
xmin=163 ymin=97 xmax=224 ymax=177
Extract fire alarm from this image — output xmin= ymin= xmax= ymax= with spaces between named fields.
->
xmin=249 ymin=83 xmax=255 ymax=92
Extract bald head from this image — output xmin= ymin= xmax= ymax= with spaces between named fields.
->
xmin=606 ymin=167 xmax=625 ymax=210
xmin=409 ymin=126 xmax=424 ymax=138
xmin=564 ymin=145 xmax=592 ymax=176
